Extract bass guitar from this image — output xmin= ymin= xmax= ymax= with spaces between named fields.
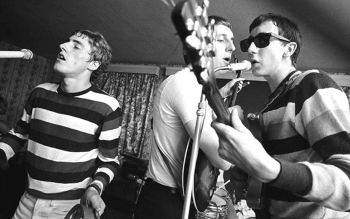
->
xmin=171 ymin=0 xmax=249 ymax=214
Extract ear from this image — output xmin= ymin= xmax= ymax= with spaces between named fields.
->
xmin=283 ymin=42 xmax=297 ymax=58
xmin=87 ymin=61 xmax=101 ymax=71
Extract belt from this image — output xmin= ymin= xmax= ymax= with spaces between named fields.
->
xmin=146 ymin=178 xmax=179 ymax=195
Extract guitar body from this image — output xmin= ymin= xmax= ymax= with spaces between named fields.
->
xmin=182 ymin=139 xmax=220 ymax=212
xmin=247 ymin=113 xmax=269 ymax=219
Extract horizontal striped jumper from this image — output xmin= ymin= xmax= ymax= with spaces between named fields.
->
xmin=260 ymin=70 xmax=350 ymax=218
xmin=0 ymin=82 xmax=122 ymax=200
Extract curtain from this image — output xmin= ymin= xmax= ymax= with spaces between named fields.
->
xmin=94 ymin=69 xmax=166 ymax=159
xmin=0 ymin=41 xmax=57 ymax=127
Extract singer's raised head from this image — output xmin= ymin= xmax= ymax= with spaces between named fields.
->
xmin=72 ymin=30 xmax=112 ymax=75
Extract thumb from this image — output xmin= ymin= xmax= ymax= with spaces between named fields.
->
xmin=230 ymin=108 xmax=249 ymax=133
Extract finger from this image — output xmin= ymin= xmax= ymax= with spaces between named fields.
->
xmin=93 ymin=202 xmax=102 ymax=212
xmin=95 ymin=203 xmax=105 ymax=217
xmin=211 ymin=119 xmax=230 ymax=138
xmin=232 ymin=78 xmax=245 ymax=83
xmin=242 ymin=81 xmax=250 ymax=88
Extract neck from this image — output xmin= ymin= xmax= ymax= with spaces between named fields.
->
xmin=265 ymin=66 xmax=296 ymax=92
xmin=60 ymin=76 xmax=92 ymax=93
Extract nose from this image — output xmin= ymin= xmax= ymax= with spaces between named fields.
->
xmin=226 ymin=40 xmax=235 ymax=53
xmin=247 ymin=41 xmax=257 ymax=53
xmin=59 ymin=42 xmax=68 ymax=53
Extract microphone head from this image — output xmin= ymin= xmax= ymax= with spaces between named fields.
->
xmin=241 ymin=60 xmax=252 ymax=71
xmin=21 ymin=49 xmax=33 ymax=60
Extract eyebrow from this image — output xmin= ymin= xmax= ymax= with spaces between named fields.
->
xmin=65 ymin=38 xmax=86 ymax=48
xmin=72 ymin=39 xmax=85 ymax=48
xmin=217 ymin=34 xmax=235 ymax=43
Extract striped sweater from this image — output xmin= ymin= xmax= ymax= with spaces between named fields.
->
xmin=261 ymin=70 xmax=350 ymax=218
xmin=0 ymin=83 xmax=122 ymax=200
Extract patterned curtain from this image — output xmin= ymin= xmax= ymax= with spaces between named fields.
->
xmin=0 ymin=41 xmax=57 ymax=127
xmin=93 ymin=69 xmax=166 ymax=159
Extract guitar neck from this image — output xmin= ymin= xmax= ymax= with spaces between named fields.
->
xmin=202 ymin=82 xmax=231 ymax=125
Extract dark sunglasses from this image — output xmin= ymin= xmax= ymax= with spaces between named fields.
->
xmin=240 ymin=32 xmax=291 ymax=52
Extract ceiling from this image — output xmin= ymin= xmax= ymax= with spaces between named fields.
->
xmin=1 ymin=0 xmax=350 ymax=74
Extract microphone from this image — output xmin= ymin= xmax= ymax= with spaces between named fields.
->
xmin=214 ymin=60 xmax=251 ymax=72
xmin=0 ymin=49 xmax=33 ymax=60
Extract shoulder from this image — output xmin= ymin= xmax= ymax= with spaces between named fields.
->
xmin=293 ymin=70 xmax=341 ymax=91
xmin=89 ymin=85 xmax=120 ymax=110
xmin=170 ymin=67 xmax=201 ymax=89
xmin=28 ymin=82 xmax=60 ymax=99
xmin=34 ymin=82 xmax=60 ymax=91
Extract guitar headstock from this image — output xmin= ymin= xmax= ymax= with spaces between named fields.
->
xmin=172 ymin=0 xmax=231 ymax=125
xmin=171 ymin=0 xmax=214 ymax=85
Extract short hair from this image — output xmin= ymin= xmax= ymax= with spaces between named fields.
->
xmin=249 ymin=13 xmax=302 ymax=67
xmin=208 ymin=15 xmax=232 ymax=30
xmin=72 ymin=30 xmax=112 ymax=79
xmin=183 ymin=15 xmax=233 ymax=65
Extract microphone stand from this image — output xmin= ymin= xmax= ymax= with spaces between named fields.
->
xmin=181 ymin=92 xmax=206 ymax=219
xmin=182 ymin=66 xmax=229 ymax=219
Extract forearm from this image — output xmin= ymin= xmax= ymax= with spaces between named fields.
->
xmin=269 ymin=157 xmax=350 ymax=211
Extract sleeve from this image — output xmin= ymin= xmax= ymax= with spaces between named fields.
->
xmin=270 ymin=72 xmax=350 ymax=211
xmin=0 ymin=91 xmax=33 ymax=164
xmin=172 ymin=72 xmax=204 ymax=125
xmin=92 ymin=99 xmax=122 ymax=192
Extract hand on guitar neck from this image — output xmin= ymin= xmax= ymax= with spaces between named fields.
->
xmin=220 ymin=78 xmax=247 ymax=100
xmin=212 ymin=108 xmax=281 ymax=184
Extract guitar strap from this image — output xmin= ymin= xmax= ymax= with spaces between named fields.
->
xmin=256 ymin=70 xmax=301 ymax=115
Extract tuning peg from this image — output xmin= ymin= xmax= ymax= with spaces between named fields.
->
xmin=186 ymin=35 xmax=201 ymax=50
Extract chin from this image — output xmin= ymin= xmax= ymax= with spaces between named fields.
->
xmin=53 ymin=63 xmax=59 ymax=72
xmin=251 ymin=69 xmax=265 ymax=78
xmin=53 ymin=64 xmax=64 ymax=75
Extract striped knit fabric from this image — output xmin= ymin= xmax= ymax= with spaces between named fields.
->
xmin=0 ymin=83 xmax=122 ymax=200
xmin=261 ymin=70 xmax=350 ymax=218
